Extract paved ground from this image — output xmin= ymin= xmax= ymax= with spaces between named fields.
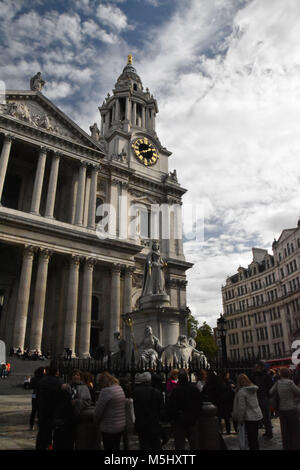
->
xmin=0 ymin=358 xmax=284 ymax=451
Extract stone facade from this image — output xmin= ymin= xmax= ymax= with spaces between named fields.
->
xmin=222 ymin=221 xmax=300 ymax=360
xmin=0 ymin=60 xmax=192 ymax=357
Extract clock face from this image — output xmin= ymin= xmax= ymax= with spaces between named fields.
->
xmin=132 ymin=137 xmax=159 ymax=166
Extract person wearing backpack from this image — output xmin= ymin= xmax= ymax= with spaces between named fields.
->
xmin=167 ymin=369 xmax=202 ymax=450
xmin=133 ymin=372 xmax=163 ymax=450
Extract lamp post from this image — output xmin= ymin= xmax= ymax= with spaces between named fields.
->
xmin=217 ymin=314 xmax=227 ymax=368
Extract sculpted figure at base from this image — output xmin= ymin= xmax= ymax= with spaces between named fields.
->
xmin=162 ymin=335 xmax=193 ymax=364
xmin=141 ymin=241 xmax=167 ymax=297
xmin=138 ymin=325 xmax=164 ymax=365
xmin=188 ymin=327 xmax=208 ymax=368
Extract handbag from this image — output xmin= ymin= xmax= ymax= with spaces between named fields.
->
xmin=270 ymin=382 xmax=280 ymax=412
xmin=125 ymin=398 xmax=135 ymax=431
xmin=237 ymin=423 xmax=247 ymax=450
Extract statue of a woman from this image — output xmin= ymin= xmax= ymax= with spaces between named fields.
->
xmin=141 ymin=241 xmax=167 ymax=297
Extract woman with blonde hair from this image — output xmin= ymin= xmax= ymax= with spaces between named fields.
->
xmin=232 ymin=374 xmax=262 ymax=450
xmin=94 ymin=372 xmax=126 ymax=450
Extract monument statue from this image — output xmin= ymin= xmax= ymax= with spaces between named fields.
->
xmin=138 ymin=325 xmax=164 ymax=365
xmin=141 ymin=241 xmax=167 ymax=297
xmin=30 ymin=72 xmax=45 ymax=92
xmin=162 ymin=335 xmax=193 ymax=364
xmin=188 ymin=327 xmax=208 ymax=367
xmin=111 ymin=331 xmax=126 ymax=358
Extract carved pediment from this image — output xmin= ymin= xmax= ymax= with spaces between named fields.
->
xmin=0 ymin=93 xmax=104 ymax=152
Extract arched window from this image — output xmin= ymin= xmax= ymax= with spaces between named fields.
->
xmin=133 ymin=83 xmax=137 ymax=91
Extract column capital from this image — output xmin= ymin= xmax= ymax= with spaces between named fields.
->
xmin=112 ymin=263 xmax=123 ymax=274
xmin=79 ymin=159 xmax=89 ymax=168
xmin=89 ymin=162 xmax=101 ymax=172
xmin=70 ymin=254 xmax=82 ymax=266
xmin=84 ymin=257 xmax=97 ymax=270
xmin=3 ymin=133 xmax=14 ymax=143
xmin=52 ymin=150 xmax=62 ymax=158
xmin=23 ymin=245 xmax=37 ymax=258
xmin=124 ymin=265 xmax=135 ymax=275
xmin=38 ymin=145 xmax=48 ymax=154
xmin=38 ymin=247 xmax=53 ymax=261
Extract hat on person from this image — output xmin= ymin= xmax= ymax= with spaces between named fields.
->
xmin=135 ymin=372 xmax=151 ymax=384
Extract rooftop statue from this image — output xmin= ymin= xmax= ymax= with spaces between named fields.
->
xmin=90 ymin=122 xmax=100 ymax=141
xmin=30 ymin=72 xmax=45 ymax=92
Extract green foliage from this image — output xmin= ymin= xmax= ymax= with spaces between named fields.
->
xmin=187 ymin=314 xmax=218 ymax=361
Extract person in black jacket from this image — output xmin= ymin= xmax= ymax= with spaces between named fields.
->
xmin=218 ymin=371 xmax=235 ymax=434
xmin=133 ymin=372 xmax=163 ymax=450
xmin=29 ymin=366 xmax=46 ymax=430
xmin=167 ymin=369 xmax=202 ymax=450
xmin=36 ymin=364 xmax=63 ymax=450
xmin=252 ymin=362 xmax=273 ymax=439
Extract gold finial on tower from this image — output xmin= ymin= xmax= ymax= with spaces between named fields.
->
xmin=127 ymin=53 xmax=133 ymax=65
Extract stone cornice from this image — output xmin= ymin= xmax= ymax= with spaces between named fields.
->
xmin=0 ymin=207 xmax=142 ymax=258
xmin=0 ymin=124 xmax=104 ymax=167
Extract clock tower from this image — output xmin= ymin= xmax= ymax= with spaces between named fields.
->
xmin=98 ymin=54 xmax=171 ymax=181
xmin=97 ymin=56 xmax=193 ymax=349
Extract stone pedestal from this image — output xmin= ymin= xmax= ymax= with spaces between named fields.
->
xmin=122 ymin=306 xmax=188 ymax=362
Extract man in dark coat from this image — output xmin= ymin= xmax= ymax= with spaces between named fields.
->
xmin=252 ymin=361 xmax=273 ymax=438
xmin=167 ymin=369 xmax=202 ymax=450
xmin=36 ymin=364 xmax=62 ymax=450
xmin=133 ymin=372 xmax=163 ymax=450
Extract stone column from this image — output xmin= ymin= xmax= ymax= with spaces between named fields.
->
xmin=13 ymin=245 xmax=35 ymax=351
xmin=0 ymin=134 xmax=13 ymax=203
xmin=70 ymin=170 xmax=78 ymax=224
xmin=115 ymin=99 xmax=120 ymax=122
xmin=74 ymin=161 xmax=87 ymax=226
xmin=45 ymin=152 xmax=60 ymax=218
xmin=88 ymin=164 xmax=99 ymax=230
xmin=63 ymin=255 xmax=81 ymax=355
xmin=29 ymin=248 xmax=52 ymax=352
xmin=142 ymin=106 xmax=146 ymax=128
xmin=83 ymin=175 xmax=91 ymax=227
xmin=108 ymin=179 xmax=119 ymax=238
xmin=30 ymin=147 xmax=47 ymax=215
xmin=132 ymin=102 xmax=137 ymax=126
xmin=124 ymin=266 xmax=134 ymax=314
xmin=78 ymin=258 xmax=96 ymax=358
xmin=109 ymin=263 xmax=122 ymax=351
xmin=125 ymin=98 xmax=130 ymax=120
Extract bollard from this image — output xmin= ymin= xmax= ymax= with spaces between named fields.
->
xmin=198 ymin=402 xmax=223 ymax=450
xmin=75 ymin=406 xmax=101 ymax=450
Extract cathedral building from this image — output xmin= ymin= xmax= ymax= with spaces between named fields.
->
xmin=0 ymin=56 xmax=192 ymax=357
xmin=222 ymin=221 xmax=300 ymax=361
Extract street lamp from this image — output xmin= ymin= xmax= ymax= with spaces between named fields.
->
xmin=217 ymin=313 xmax=228 ymax=368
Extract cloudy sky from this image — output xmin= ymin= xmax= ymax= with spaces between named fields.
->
xmin=1 ymin=0 xmax=300 ymax=328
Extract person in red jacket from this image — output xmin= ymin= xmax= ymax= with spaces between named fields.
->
xmin=166 ymin=369 xmax=179 ymax=396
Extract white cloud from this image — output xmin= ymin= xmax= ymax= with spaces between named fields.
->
xmin=96 ymin=3 xmax=131 ymax=31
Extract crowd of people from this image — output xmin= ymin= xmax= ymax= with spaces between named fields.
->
xmin=28 ymin=361 xmax=300 ymax=451
xmin=11 ymin=347 xmax=49 ymax=361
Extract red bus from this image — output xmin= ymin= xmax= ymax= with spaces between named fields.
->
xmin=263 ymin=357 xmax=292 ymax=371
